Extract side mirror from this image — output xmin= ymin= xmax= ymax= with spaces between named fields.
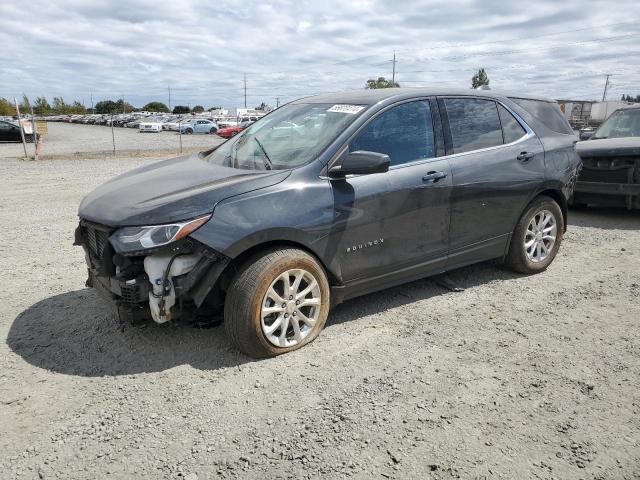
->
xmin=329 ymin=151 xmax=390 ymax=177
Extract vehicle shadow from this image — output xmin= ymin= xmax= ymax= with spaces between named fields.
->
xmin=7 ymin=261 xmax=521 ymax=377
xmin=569 ymin=205 xmax=640 ymax=231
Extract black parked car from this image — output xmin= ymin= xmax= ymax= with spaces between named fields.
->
xmin=0 ymin=120 xmax=29 ymax=142
xmin=573 ymin=105 xmax=640 ymax=209
xmin=76 ymin=89 xmax=581 ymax=358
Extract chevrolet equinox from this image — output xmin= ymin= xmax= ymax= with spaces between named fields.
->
xmin=75 ymin=88 xmax=581 ymax=358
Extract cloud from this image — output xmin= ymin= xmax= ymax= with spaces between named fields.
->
xmin=0 ymin=0 xmax=638 ymax=109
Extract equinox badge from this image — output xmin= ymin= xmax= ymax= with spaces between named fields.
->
xmin=346 ymin=238 xmax=384 ymax=253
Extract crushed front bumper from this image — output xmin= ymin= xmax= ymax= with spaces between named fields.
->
xmin=75 ymin=220 xmax=229 ymax=326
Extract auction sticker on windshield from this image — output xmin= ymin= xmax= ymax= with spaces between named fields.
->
xmin=327 ymin=104 xmax=365 ymax=114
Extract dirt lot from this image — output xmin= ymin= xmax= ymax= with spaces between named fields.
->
xmin=0 ymin=156 xmax=639 ymax=480
xmin=0 ymin=122 xmax=224 ymax=159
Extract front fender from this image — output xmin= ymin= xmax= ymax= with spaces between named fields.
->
xmin=189 ymin=175 xmax=342 ymax=280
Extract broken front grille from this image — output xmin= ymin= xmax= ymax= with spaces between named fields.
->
xmin=86 ymin=226 xmax=110 ymax=259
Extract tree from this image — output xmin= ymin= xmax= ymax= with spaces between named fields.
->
xmin=95 ymin=99 xmax=134 ymax=114
xmin=207 ymin=106 xmax=222 ymax=111
xmin=116 ymin=99 xmax=135 ymax=113
xmin=33 ymin=96 xmax=51 ymax=115
xmin=52 ymin=97 xmax=70 ymax=114
xmin=471 ymin=68 xmax=490 ymax=89
xmin=19 ymin=94 xmax=31 ymax=113
xmin=365 ymin=77 xmax=399 ymax=89
xmin=70 ymin=101 xmax=87 ymax=114
xmin=172 ymin=105 xmax=191 ymax=114
xmin=94 ymin=100 xmax=118 ymax=114
xmin=191 ymin=105 xmax=205 ymax=113
xmin=255 ymin=101 xmax=271 ymax=111
xmin=0 ymin=97 xmax=16 ymax=116
xmin=143 ymin=101 xmax=169 ymax=113
xmin=621 ymin=94 xmax=640 ymax=103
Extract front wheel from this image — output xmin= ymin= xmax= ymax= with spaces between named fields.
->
xmin=224 ymin=248 xmax=330 ymax=358
xmin=184 ymin=128 xmax=193 ymax=134
xmin=505 ymin=195 xmax=564 ymax=274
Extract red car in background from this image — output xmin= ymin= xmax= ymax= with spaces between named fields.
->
xmin=216 ymin=125 xmax=245 ymax=138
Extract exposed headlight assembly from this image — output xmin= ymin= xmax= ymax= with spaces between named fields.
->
xmin=110 ymin=215 xmax=211 ymax=253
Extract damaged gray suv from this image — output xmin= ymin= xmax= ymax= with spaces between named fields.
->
xmin=76 ymin=88 xmax=581 ymax=358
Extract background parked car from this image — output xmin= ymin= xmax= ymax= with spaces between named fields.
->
xmin=180 ymin=119 xmax=218 ymax=134
xmin=139 ymin=117 xmax=165 ymax=133
xmin=216 ymin=125 xmax=245 ymax=138
xmin=573 ymin=105 xmax=640 ymax=209
xmin=162 ymin=116 xmax=191 ymax=131
xmin=578 ymin=126 xmax=596 ymax=140
xmin=0 ymin=120 xmax=27 ymax=142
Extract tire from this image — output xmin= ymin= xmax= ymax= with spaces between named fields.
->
xmin=231 ymin=131 xmax=238 ymax=137
xmin=224 ymin=248 xmax=330 ymax=358
xmin=505 ymin=195 xmax=564 ymax=274
xmin=185 ymin=128 xmax=193 ymax=134
xmin=209 ymin=127 xmax=217 ymax=134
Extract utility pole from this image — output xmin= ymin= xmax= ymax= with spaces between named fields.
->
xmin=90 ymin=92 xmax=93 ymax=113
xmin=244 ymin=74 xmax=247 ymax=108
xmin=168 ymin=85 xmax=171 ymax=111
xmin=276 ymin=97 xmax=280 ymax=108
xmin=392 ymin=50 xmax=396 ymax=87
xmin=13 ymin=97 xmax=28 ymax=158
xmin=602 ymin=74 xmax=611 ymax=102
xmin=122 ymin=94 xmax=125 ymax=114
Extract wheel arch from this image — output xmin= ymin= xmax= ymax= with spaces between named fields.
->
xmin=503 ymin=186 xmax=567 ymax=261
xmin=205 ymin=239 xmax=340 ymax=312
xmin=537 ymin=188 xmax=568 ymax=231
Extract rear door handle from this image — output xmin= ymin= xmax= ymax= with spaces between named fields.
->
xmin=517 ymin=151 xmax=535 ymax=162
xmin=422 ymin=171 xmax=448 ymax=182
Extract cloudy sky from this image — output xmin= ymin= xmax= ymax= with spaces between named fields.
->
xmin=1 ymin=0 xmax=639 ymax=110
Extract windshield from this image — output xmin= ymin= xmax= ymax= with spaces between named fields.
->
xmin=592 ymin=108 xmax=640 ymax=139
xmin=205 ymin=103 xmax=366 ymax=170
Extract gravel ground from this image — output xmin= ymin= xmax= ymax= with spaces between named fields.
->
xmin=1 ymin=157 xmax=639 ymax=480
xmin=0 ymin=122 xmax=224 ymax=159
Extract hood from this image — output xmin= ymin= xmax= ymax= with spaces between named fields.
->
xmin=577 ymin=137 xmax=640 ymax=158
xmin=78 ymin=153 xmax=290 ymax=227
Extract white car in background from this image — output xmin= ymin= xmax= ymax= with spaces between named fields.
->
xmin=162 ymin=117 xmax=191 ymax=131
xmin=139 ymin=117 xmax=165 ymax=133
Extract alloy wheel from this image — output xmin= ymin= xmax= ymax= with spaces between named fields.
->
xmin=524 ymin=209 xmax=557 ymax=263
xmin=261 ymin=269 xmax=322 ymax=347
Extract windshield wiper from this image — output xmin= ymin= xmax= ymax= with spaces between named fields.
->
xmin=254 ymin=137 xmax=273 ymax=170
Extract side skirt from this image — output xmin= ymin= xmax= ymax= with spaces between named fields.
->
xmin=330 ymin=234 xmax=509 ymax=306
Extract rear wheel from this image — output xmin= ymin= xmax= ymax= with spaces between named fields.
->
xmin=224 ymin=248 xmax=330 ymax=358
xmin=505 ymin=195 xmax=563 ymax=274
xmin=231 ymin=131 xmax=238 ymax=137
xmin=209 ymin=127 xmax=217 ymax=134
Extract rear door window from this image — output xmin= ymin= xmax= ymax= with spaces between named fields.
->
xmin=498 ymin=104 xmax=526 ymax=143
xmin=350 ymin=100 xmax=435 ymax=167
xmin=444 ymin=98 xmax=503 ymax=154
xmin=509 ymin=98 xmax=573 ymax=135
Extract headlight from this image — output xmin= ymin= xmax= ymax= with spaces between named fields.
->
xmin=110 ymin=215 xmax=211 ymax=252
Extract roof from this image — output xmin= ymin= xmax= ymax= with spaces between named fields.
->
xmin=291 ymin=87 xmax=555 ymax=106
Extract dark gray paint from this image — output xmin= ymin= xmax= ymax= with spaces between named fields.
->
xmin=78 ymin=88 xmax=581 ymax=303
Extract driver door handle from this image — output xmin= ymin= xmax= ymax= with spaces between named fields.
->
xmin=422 ymin=171 xmax=448 ymax=182
xmin=517 ymin=151 xmax=535 ymax=162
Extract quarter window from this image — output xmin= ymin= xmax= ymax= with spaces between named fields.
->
xmin=350 ymin=100 xmax=435 ymax=166
xmin=444 ymin=98 xmax=503 ymax=154
xmin=509 ymin=98 xmax=574 ymax=135
xmin=498 ymin=104 xmax=526 ymax=143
